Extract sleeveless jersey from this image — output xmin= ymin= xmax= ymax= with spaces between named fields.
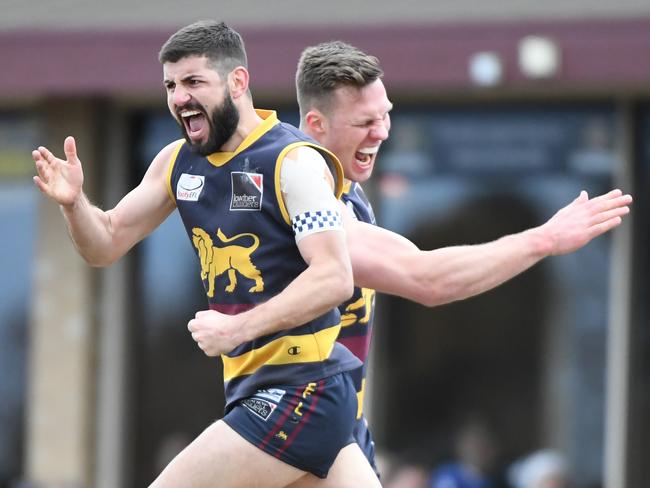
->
xmin=337 ymin=181 xmax=377 ymax=419
xmin=167 ymin=109 xmax=360 ymax=410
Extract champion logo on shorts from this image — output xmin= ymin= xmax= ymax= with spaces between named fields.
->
xmin=177 ymin=173 xmax=205 ymax=201
xmin=231 ymin=172 xmax=263 ymax=211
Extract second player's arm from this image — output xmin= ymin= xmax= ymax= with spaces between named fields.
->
xmin=346 ymin=189 xmax=632 ymax=307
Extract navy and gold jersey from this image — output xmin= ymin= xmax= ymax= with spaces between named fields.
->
xmin=167 ymin=109 xmax=360 ymax=410
xmin=337 ymin=181 xmax=377 ymax=419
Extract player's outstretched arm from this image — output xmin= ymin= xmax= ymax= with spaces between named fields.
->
xmin=32 ymin=136 xmax=178 ymax=267
xmin=347 ymin=189 xmax=632 ymax=307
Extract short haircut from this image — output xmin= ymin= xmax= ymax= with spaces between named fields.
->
xmin=159 ymin=20 xmax=247 ymax=78
xmin=296 ymin=41 xmax=383 ymax=121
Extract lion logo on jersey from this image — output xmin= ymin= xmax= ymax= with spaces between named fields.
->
xmin=192 ymin=227 xmax=264 ymax=297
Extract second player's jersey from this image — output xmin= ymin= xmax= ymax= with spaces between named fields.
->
xmin=337 ymin=181 xmax=377 ymax=418
xmin=167 ymin=109 xmax=360 ymax=410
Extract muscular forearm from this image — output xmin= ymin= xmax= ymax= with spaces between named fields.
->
xmin=350 ymin=220 xmax=554 ymax=307
xmin=188 ymin=253 xmax=354 ymax=357
xmin=60 ymin=193 xmax=121 ymax=267
xmin=238 ymin=258 xmax=353 ymax=343
xmin=351 ymin=188 xmax=631 ymax=307
xmin=406 ymin=227 xmax=553 ymax=306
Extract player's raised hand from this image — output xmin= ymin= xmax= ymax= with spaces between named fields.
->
xmin=32 ymin=136 xmax=84 ymax=207
xmin=540 ymin=189 xmax=632 ymax=256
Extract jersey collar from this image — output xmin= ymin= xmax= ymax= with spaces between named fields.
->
xmin=206 ymin=109 xmax=280 ymax=167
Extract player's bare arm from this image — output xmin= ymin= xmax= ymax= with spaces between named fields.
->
xmin=345 ymin=189 xmax=632 ymax=307
xmin=32 ymin=136 xmax=179 ymax=266
xmin=188 ymin=146 xmax=353 ymax=356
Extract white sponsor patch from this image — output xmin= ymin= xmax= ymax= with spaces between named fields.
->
xmin=177 ymin=173 xmax=205 ymax=201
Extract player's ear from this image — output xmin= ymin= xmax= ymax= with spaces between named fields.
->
xmin=228 ymin=66 xmax=249 ymax=99
xmin=304 ymin=109 xmax=327 ymax=135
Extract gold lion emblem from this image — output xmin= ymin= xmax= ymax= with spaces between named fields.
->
xmin=192 ymin=227 xmax=264 ymax=297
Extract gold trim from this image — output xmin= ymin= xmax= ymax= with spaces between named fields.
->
xmin=222 ymin=324 xmax=341 ymax=381
xmin=166 ymin=140 xmax=186 ymax=203
xmin=206 ymin=109 xmax=279 ymax=167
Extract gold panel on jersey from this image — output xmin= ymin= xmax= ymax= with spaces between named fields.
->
xmin=222 ymin=324 xmax=342 ymax=381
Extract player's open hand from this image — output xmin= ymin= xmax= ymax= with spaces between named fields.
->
xmin=541 ymin=189 xmax=632 ymax=255
xmin=187 ymin=310 xmax=243 ymax=357
xmin=32 ymin=136 xmax=84 ymax=207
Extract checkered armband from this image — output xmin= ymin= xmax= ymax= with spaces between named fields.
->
xmin=292 ymin=210 xmax=343 ymax=241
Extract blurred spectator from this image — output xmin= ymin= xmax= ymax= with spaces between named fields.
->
xmin=507 ymin=449 xmax=568 ymax=488
xmin=429 ymin=417 xmax=500 ymax=488
xmin=385 ymin=463 xmax=430 ymax=488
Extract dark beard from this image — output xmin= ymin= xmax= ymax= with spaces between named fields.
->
xmin=179 ymin=92 xmax=240 ymax=156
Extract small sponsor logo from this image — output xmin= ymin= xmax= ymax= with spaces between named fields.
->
xmin=255 ymin=388 xmax=286 ymax=403
xmin=288 ymin=346 xmax=301 ymax=356
xmin=231 ymin=172 xmax=263 ymax=211
xmin=242 ymin=398 xmax=276 ymax=421
xmin=275 ymin=430 xmax=288 ymax=441
xmin=177 ymin=173 xmax=205 ymax=201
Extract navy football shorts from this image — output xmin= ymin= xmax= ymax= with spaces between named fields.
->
xmin=223 ymin=371 xmax=358 ymax=478
xmin=352 ymin=415 xmax=380 ymax=478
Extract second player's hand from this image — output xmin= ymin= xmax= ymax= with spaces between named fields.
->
xmin=32 ymin=135 xmax=85 ymax=207
xmin=188 ymin=310 xmax=244 ymax=357
xmin=539 ymin=189 xmax=632 ymax=256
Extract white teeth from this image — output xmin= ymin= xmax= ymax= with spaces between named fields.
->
xmin=180 ymin=110 xmax=201 ymax=118
xmin=358 ymin=146 xmax=379 ymax=155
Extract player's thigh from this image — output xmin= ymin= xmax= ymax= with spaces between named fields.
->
xmin=149 ymin=419 xmax=307 ymax=488
xmin=286 ymin=443 xmax=382 ymax=488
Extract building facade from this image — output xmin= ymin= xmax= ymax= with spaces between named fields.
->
xmin=2 ymin=3 xmax=649 ymax=487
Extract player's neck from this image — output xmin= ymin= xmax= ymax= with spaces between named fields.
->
xmin=222 ymin=104 xmax=263 ymax=152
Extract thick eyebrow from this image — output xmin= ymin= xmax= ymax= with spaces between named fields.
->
xmin=180 ymin=73 xmax=202 ymax=82
xmin=163 ymin=73 xmax=204 ymax=86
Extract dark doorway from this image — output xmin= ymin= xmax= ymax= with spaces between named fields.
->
xmin=377 ymin=195 xmax=547 ymax=477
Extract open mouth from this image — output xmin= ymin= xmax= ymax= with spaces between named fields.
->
xmin=355 ymin=146 xmax=379 ymax=168
xmin=180 ymin=109 xmax=208 ymax=141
